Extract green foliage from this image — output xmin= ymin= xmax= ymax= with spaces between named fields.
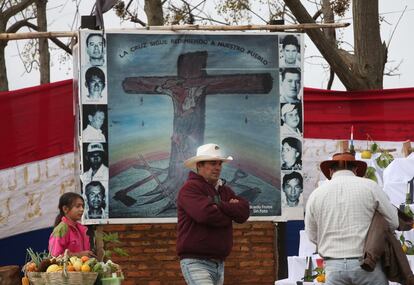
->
xmin=365 ymin=136 xmax=394 ymax=169
xmin=400 ymin=234 xmax=414 ymax=255
xmin=404 ymin=194 xmax=414 ymax=218
xmin=102 ymin=232 xmax=129 ymax=260
xmin=103 ymin=232 xmax=121 ymax=244
xmin=376 ymin=151 xmax=394 ymax=169
xmin=364 ymin=166 xmax=377 ymax=183
xmin=25 ymin=248 xmax=50 ymax=267
xmin=370 ymin=142 xmax=378 ymax=153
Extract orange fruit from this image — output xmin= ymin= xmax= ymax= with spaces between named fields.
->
xmin=81 ymin=264 xmax=91 ymax=272
xmin=67 ymin=265 xmax=75 ymax=272
xmin=81 ymin=256 xmax=89 ymax=263
xmin=316 ymin=274 xmax=325 ymax=283
xmin=26 ymin=262 xmax=37 ymax=272
xmin=22 ymin=276 xmax=30 ymax=285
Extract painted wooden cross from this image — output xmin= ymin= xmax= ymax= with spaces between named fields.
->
xmin=122 ymin=51 xmax=273 ymax=211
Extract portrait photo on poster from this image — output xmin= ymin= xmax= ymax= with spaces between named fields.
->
xmin=279 ymin=67 xmax=302 ymax=104
xmin=82 ymin=104 xmax=108 ymax=142
xmin=84 ymin=32 xmax=106 ymax=67
xmin=279 ymin=34 xmax=301 ymax=68
xmin=82 ymin=142 xmax=109 ymax=185
xmin=281 ymin=171 xmax=303 ymax=207
xmin=82 ymin=66 xmax=107 ymax=104
xmin=281 ymin=137 xmax=302 ymax=170
xmin=280 ymin=103 xmax=302 ymax=137
xmin=83 ymin=180 xmax=108 ymax=219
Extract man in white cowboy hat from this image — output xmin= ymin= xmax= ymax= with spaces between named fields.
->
xmin=305 ymin=152 xmax=398 ymax=285
xmin=82 ymin=142 xmax=108 ymax=185
xmin=176 ymin=143 xmax=250 ymax=285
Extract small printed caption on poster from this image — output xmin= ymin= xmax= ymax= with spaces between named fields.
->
xmin=250 ymin=205 xmax=273 ymax=214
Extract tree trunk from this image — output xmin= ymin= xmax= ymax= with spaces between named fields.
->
xmin=36 ymin=0 xmax=50 ymax=84
xmin=284 ymin=0 xmax=386 ymax=91
xmin=321 ymin=0 xmax=336 ymax=90
xmin=353 ymin=0 xmax=386 ymax=89
xmin=144 ymin=0 xmax=164 ymax=26
xmin=0 ymin=42 xmax=9 ymax=91
xmin=0 ymin=0 xmax=36 ymax=91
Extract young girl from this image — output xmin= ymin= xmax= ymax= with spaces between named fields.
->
xmin=48 ymin=192 xmax=96 ymax=257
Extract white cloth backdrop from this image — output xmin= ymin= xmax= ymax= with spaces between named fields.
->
xmin=0 ymin=153 xmax=75 ymax=239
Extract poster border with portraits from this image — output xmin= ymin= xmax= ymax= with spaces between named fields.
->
xmin=75 ymin=29 xmax=304 ymax=224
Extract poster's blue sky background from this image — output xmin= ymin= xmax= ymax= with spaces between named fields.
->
xmin=106 ymin=33 xmax=280 ymax=181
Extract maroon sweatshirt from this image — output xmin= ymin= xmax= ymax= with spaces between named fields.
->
xmin=176 ymin=171 xmax=250 ymax=260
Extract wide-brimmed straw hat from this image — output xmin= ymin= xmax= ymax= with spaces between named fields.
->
xmin=320 ymin=152 xmax=367 ymax=179
xmin=184 ymin=143 xmax=233 ymax=170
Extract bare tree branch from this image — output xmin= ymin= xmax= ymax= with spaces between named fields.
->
xmin=8 ymin=20 xmax=72 ymax=54
xmin=3 ymin=0 xmax=35 ymax=21
xmin=0 ymin=0 xmax=7 ymax=11
xmin=6 ymin=18 xmax=35 ymax=33
xmin=327 ymin=68 xmax=334 ymax=90
xmin=384 ymin=59 xmax=402 ymax=76
xmin=283 ymin=0 xmax=369 ymax=90
xmin=386 ymin=5 xmax=407 ymax=49
xmin=312 ymin=9 xmax=322 ymax=20
xmin=193 ymin=15 xmax=229 ymax=25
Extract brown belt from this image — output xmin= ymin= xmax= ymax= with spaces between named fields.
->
xmin=323 ymin=256 xmax=361 ymax=260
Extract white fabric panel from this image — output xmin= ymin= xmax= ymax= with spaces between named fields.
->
xmin=383 ymin=153 xmax=414 ymax=206
xmin=0 ymin=153 xmax=76 ymax=239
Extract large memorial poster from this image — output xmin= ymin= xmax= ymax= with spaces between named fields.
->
xmin=76 ymin=30 xmax=304 ymax=223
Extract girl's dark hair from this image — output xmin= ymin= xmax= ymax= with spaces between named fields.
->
xmin=54 ymin=192 xmax=84 ymax=227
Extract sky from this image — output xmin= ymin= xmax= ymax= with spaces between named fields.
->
xmin=4 ymin=0 xmax=414 ymax=91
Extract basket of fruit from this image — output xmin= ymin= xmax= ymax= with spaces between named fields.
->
xmin=23 ymin=248 xmax=98 ymax=285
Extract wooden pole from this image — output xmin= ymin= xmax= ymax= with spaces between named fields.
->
xmin=0 ymin=31 xmax=77 ymax=41
xmin=95 ymin=225 xmax=105 ymax=262
xmin=338 ymin=140 xmax=349 ymax=153
xmin=0 ymin=22 xmax=349 ymax=41
xmin=147 ymin=22 xmax=349 ymax=31
xmin=402 ymin=140 xmax=413 ymax=157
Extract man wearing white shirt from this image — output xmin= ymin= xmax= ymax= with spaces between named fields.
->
xmin=84 ymin=181 xmax=107 ymax=219
xmin=82 ymin=143 xmax=108 ymax=185
xmin=83 ymin=106 xmax=106 ymax=142
xmin=280 ymin=68 xmax=301 ymax=104
xmin=280 ymin=35 xmax=301 ymax=67
xmin=86 ymin=33 xmax=105 ymax=67
xmin=305 ymin=152 xmax=398 ymax=285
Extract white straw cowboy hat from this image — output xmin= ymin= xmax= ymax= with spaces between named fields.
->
xmin=320 ymin=152 xmax=367 ymax=180
xmin=184 ymin=143 xmax=233 ymax=169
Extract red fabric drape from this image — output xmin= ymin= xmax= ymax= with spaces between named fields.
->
xmin=303 ymin=87 xmax=414 ymax=141
xmin=0 ymin=80 xmax=74 ymax=170
xmin=1 ymin=80 xmax=414 ymax=171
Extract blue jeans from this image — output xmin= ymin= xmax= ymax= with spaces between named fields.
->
xmin=180 ymin=258 xmax=224 ymax=285
xmin=325 ymin=258 xmax=388 ymax=285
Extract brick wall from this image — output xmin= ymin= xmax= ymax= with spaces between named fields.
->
xmin=103 ymin=222 xmax=278 ymax=285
